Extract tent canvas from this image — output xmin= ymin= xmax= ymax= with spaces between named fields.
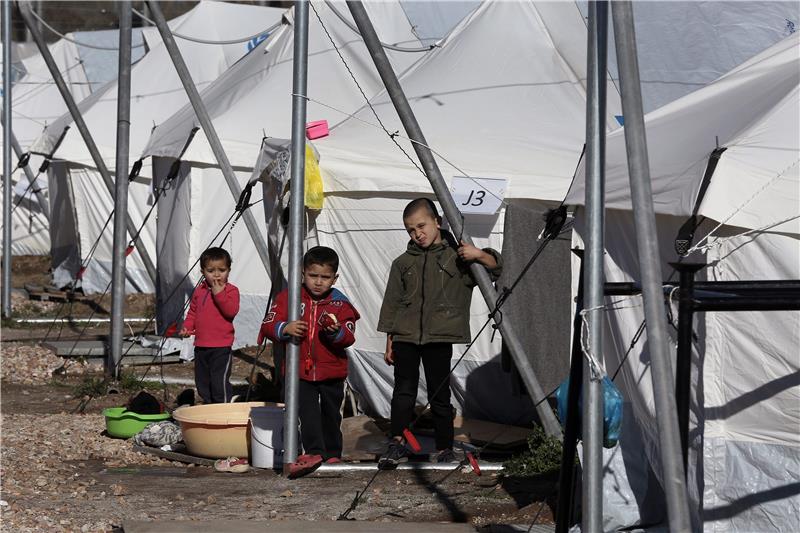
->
xmin=567 ymin=32 xmax=800 ymax=531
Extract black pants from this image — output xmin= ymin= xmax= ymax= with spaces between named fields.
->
xmin=298 ymin=378 xmax=345 ymax=460
xmin=391 ymin=342 xmax=454 ymax=450
xmin=194 ymin=346 xmax=233 ymax=404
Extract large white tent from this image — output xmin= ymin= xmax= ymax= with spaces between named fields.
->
xmin=31 ymin=1 xmax=284 ymax=293
xmin=566 ymin=32 xmax=799 ymax=531
xmin=141 ymin=0 xmax=425 ymax=348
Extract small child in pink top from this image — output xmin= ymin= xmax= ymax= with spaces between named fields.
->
xmin=180 ymin=247 xmax=240 ymax=404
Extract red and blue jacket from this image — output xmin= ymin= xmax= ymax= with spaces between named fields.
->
xmin=258 ymin=286 xmax=359 ymax=382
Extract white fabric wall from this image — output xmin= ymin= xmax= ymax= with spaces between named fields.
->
xmin=572 ymin=210 xmax=800 ymax=531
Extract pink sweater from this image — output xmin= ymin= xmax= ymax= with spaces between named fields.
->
xmin=182 ymin=282 xmax=240 ymax=347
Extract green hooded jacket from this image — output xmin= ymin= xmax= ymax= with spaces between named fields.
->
xmin=377 ymin=232 xmax=503 ymax=345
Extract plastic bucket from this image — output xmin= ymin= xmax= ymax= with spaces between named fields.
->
xmin=249 ymin=406 xmax=285 ymax=468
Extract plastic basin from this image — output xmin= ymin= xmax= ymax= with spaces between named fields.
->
xmin=173 ymin=402 xmax=279 ymax=459
xmin=102 ymin=407 xmax=171 ymax=439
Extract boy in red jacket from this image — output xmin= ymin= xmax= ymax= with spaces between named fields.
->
xmin=180 ymin=247 xmax=240 ymax=404
xmin=259 ymin=246 xmax=359 ymax=475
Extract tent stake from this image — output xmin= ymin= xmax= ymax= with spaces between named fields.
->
xmin=582 ymin=2 xmax=608 ymax=529
xmin=282 ymin=0 xmax=310 ymax=472
xmin=346 ymin=0 xmax=561 ymax=437
xmin=2 ymin=0 xmax=11 ymax=318
xmin=17 ymin=2 xmax=158 ymax=287
xmin=109 ymin=1 xmax=133 ymax=379
xmin=611 ymin=2 xmax=692 ymax=530
xmin=145 ymin=1 xmax=273 ymax=276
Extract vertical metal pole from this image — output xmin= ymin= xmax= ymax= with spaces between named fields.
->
xmin=671 ymin=262 xmax=704 ymax=475
xmin=283 ymin=0 xmax=309 ymax=472
xmin=611 ymin=2 xmax=692 ymax=530
xmin=556 ymin=250 xmax=585 ymax=533
xmin=109 ymin=1 xmax=133 ymax=378
xmin=17 ymin=2 xmax=157 ymax=286
xmin=583 ymin=2 xmax=608 ymax=529
xmin=145 ymin=0 xmax=273 ymax=275
xmin=2 ymin=0 xmax=12 ymax=318
xmin=346 ymin=0 xmax=561 ymax=438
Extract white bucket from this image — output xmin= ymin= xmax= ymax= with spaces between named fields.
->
xmin=249 ymin=406 xmax=285 ymax=468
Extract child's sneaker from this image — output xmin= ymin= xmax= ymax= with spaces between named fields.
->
xmin=378 ymin=441 xmax=409 ymax=470
xmin=214 ymin=456 xmax=249 ymax=473
xmin=288 ymin=454 xmax=323 ymax=479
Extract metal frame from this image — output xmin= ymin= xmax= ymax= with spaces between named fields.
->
xmin=2 ymin=0 xmax=11 ymax=318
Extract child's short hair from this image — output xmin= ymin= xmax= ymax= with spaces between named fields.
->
xmin=303 ymin=246 xmax=339 ymax=272
xmin=200 ymin=247 xmax=232 ymax=269
xmin=403 ymin=197 xmax=441 ymax=223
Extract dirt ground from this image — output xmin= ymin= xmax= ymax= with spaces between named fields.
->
xmin=1 ymin=257 xmax=559 ymax=532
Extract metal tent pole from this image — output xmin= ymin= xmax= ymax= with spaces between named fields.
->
xmin=4 ymin=128 xmax=51 ymax=221
xmin=17 ymin=2 xmax=157 ymax=286
xmin=610 ymin=2 xmax=692 ymax=530
xmin=283 ymin=0 xmax=309 ymax=472
xmin=582 ymin=1 xmax=608 ymax=529
xmin=2 ymin=0 xmax=11 ymax=318
xmin=346 ymin=0 xmax=561 ymax=438
xmin=109 ymin=1 xmax=133 ymax=378
xmin=145 ymin=1 xmax=272 ymax=275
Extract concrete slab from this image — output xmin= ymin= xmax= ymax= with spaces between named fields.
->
xmin=43 ymin=340 xmax=180 ymax=364
xmin=122 ymin=520 xmax=481 ymax=532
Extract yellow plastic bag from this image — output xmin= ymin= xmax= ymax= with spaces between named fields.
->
xmin=304 ymin=145 xmax=324 ymax=210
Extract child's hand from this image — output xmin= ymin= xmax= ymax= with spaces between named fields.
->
xmin=209 ymin=277 xmax=226 ymax=295
xmin=284 ymin=320 xmax=309 ymax=338
xmin=457 ymin=240 xmax=484 ymax=262
xmin=178 ymin=327 xmax=194 ymax=338
xmin=384 ymin=335 xmax=395 ymax=366
xmin=320 ymin=312 xmax=340 ymax=333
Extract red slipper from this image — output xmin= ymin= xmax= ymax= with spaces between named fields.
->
xmin=288 ymin=454 xmax=323 ymax=479
xmin=325 ymin=457 xmax=342 ymax=464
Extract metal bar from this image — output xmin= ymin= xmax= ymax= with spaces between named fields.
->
xmin=2 ymin=0 xmax=12 ymax=318
xmin=109 ymin=1 xmax=133 ymax=379
xmin=693 ymin=299 xmax=800 ymax=312
xmin=611 ymin=2 xmax=693 ymax=530
xmin=14 ymin=317 xmax=149 ymax=324
xmin=17 ymin=2 xmax=157 ymax=286
xmin=283 ymin=0 xmax=309 ymax=472
xmin=556 ymin=250 xmax=585 ymax=533
xmin=672 ymin=263 xmax=703 ymax=475
xmin=346 ymin=0 xmax=561 ymax=438
xmin=314 ymin=462 xmax=504 ymax=472
xmin=582 ymin=2 xmax=608 ymax=528
xmin=605 ymin=280 xmax=800 ymax=296
xmin=7 ymin=129 xmax=51 ymax=221
xmin=145 ymin=1 xmax=272 ymax=275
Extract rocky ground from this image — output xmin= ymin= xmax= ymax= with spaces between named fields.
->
xmin=1 ymin=256 xmax=557 ymax=532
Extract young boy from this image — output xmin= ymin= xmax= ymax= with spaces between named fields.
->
xmin=377 ymin=198 xmax=502 ymax=469
xmin=258 ymin=246 xmax=360 ymax=476
xmin=180 ymin=247 xmax=240 ymax=404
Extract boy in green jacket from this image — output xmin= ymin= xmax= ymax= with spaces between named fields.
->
xmin=377 ymin=198 xmax=502 ymax=469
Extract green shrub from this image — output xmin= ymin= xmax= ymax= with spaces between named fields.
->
xmin=503 ymin=424 xmax=563 ymax=477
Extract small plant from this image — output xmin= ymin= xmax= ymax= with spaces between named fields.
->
xmin=118 ymin=370 xmax=142 ymax=391
xmin=73 ymin=376 xmax=107 ymax=398
xmin=503 ymin=424 xmax=563 ymax=477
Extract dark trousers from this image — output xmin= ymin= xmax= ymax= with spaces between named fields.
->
xmin=391 ymin=342 xmax=454 ymax=450
xmin=298 ymin=378 xmax=345 ymax=460
xmin=194 ymin=346 xmax=233 ymax=404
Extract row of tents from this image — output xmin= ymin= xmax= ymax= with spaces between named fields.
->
xmin=2 ymin=1 xmax=798 ymax=530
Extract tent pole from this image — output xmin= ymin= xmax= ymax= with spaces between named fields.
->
xmin=109 ymin=1 xmax=133 ymax=379
xmin=582 ymin=1 xmax=608 ymax=529
xmin=2 ymin=0 xmax=12 ymax=318
xmin=282 ymin=0 xmax=309 ymax=472
xmin=346 ymin=0 xmax=561 ymax=437
xmin=145 ymin=1 xmax=273 ymax=275
xmin=610 ymin=2 xmax=692 ymax=530
xmin=17 ymin=2 xmax=158 ymax=287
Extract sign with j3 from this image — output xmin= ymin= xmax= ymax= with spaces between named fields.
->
xmin=450 ymin=176 xmax=507 ymax=215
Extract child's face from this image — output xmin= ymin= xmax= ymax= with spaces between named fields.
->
xmin=404 ymin=209 xmax=442 ymax=249
xmin=201 ymin=258 xmax=230 ymax=285
xmin=303 ymin=263 xmax=338 ymax=298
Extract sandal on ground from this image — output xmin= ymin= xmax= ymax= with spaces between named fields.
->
xmin=288 ymin=454 xmax=323 ymax=479
xmin=214 ymin=456 xmax=250 ymax=473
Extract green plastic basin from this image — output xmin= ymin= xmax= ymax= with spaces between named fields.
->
xmin=102 ymin=407 xmax=171 ymax=439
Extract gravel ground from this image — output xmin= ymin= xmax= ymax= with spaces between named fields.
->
xmin=1 ymin=343 xmax=102 ymax=385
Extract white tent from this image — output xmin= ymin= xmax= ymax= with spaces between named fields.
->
xmin=566 ymin=32 xmax=799 ymax=531
xmin=243 ymin=0 xmax=621 ymax=421
xmin=31 ymin=1 xmax=284 ymax=293
xmin=141 ymin=0 xmax=424 ymax=349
